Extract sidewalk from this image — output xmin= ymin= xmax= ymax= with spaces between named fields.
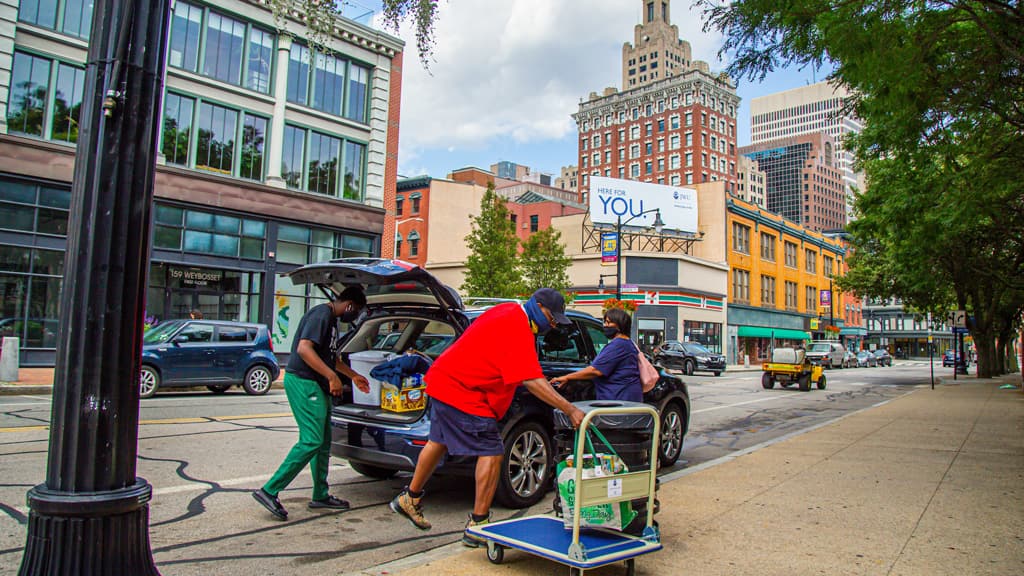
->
xmin=0 ymin=367 xmax=284 ymax=395
xmin=373 ymin=375 xmax=1023 ymax=576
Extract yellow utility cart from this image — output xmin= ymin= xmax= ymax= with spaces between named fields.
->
xmin=761 ymin=347 xmax=827 ymax=392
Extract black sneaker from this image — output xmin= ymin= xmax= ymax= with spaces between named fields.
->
xmin=309 ymin=495 xmax=350 ymax=511
xmin=252 ymin=488 xmax=287 ymax=521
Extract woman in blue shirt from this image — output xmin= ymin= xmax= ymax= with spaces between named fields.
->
xmin=550 ymin=308 xmax=643 ymax=402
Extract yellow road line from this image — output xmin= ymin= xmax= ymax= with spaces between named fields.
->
xmin=0 ymin=412 xmax=293 ymax=433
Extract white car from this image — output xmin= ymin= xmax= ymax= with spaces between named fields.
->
xmin=805 ymin=341 xmax=846 ymax=369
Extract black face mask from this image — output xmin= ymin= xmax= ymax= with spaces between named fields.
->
xmin=603 ymin=326 xmax=619 ymax=338
xmin=340 ymin=305 xmax=361 ymax=323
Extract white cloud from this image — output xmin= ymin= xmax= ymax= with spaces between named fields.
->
xmin=377 ymin=1 xmax=726 ymax=176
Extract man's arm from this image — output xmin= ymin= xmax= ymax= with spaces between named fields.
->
xmin=296 ymin=339 xmax=344 ymax=396
xmin=334 ymin=355 xmax=370 ymax=393
xmin=522 ymin=377 xmax=585 ymax=427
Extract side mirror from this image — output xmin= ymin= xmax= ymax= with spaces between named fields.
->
xmin=172 ymin=335 xmax=188 ymax=345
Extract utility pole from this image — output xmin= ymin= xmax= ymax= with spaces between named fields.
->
xmin=19 ymin=1 xmax=170 ymax=574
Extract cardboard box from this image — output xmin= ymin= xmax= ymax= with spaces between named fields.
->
xmin=380 ymin=382 xmax=427 ymax=412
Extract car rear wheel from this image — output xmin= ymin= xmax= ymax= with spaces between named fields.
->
xmin=349 ymin=462 xmax=399 ymax=479
xmin=658 ymin=402 xmax=685 ymax=467
xmin=496 ymin=420 xmax=552 ymax=508
xmin=139 ymin=366 xmax=159 ymax=398
xmin=761 ymin=373 xmax=775 ymax=389
xmin=207 ymin=384 xmax=231 ymax=394
xmin=242 ymin=365 xmax=273 ymax=395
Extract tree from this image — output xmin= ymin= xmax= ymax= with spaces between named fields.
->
xmin=519 ymin=227 xmax=572 ymax=296
xmin=702 ymin=0 xmax=1024 ymax=376
xmin=267 ymin=0 xmax=439 ymax=67
xmin=462 ymin=183 xmax=524 ymax=299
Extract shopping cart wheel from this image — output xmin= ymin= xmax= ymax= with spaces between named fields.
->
xmin=625 ymin=558 xmax=636 ymax=576
xmin=486 ymin=541 xmax=504 ymax=564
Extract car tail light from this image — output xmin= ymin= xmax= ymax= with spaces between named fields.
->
xmin=268 ymin=336 xmax=274 ymax=353
xmin=410 ymin=439 xmax=428 ymax=446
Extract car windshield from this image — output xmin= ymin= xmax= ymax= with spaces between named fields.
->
xmin=143 ymin=320 xmax=184 ymax=344
xmin=873 ymin=349 xmax=888 ymax=355
xmin=809 ymin=344 xmax=831 ymax=352
xmin=684 ymin=342 xmax=712 ymax=354
xmin=857 ymin=351 xmax=870 ymax=357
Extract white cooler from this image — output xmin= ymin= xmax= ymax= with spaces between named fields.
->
xmin=348 ymin=350 xmax=394 ymax=406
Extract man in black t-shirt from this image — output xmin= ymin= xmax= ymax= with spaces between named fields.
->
xmin=253 ymin=286 xmax=369 ymax=520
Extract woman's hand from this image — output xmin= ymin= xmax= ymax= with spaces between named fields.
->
xmin=550 ymin=376 xmax=568 ymax=388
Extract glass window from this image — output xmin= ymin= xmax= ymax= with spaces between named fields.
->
xmin=345 ymin=63 xmax=369 ymax=122
xmin=203 ymin=12 xmax=246 ymax=85
xmin=50 ymin=62 xmax=85 ymax=143
xmin=342 ymin=234 xmax=373 ymax=258
xmin=343 ymin=141 xmax=365 ymax=200
xmin=161 ymin=93 xmax=194 ymax=166
xmin=168 ymin=1 xmax=203 ymax=72
xmin=246 ymin=27 xmax=274 ymax=93
xmin=239 ymin=114 xmax=267 ymax=181
xmin=61 ymin=0 xmax=92 ymax=37
xmin=18 ymin=0 xmax=58 ymax=28
xmin=313 ymin=52 xmax=346 ymax=116
xmin=287 ymin=44 xmax=311 ymax=106
xmin=195 ymin=102 xmax=238 ymax=175
xmin=307 ymin=132 xmax=341 ymax=196
xmin=7 ymin=52 xmax=51 ymax=137
xmin=282 ymin=125 xmax=306 ymax=189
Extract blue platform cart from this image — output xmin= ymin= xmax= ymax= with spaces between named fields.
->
xmin=467 ymin=403 xmax=661 ymax=575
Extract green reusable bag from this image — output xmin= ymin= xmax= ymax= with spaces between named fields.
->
xmin=556 ymin=427 xmax=637 ymax=531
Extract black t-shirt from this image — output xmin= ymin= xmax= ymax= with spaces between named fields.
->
xmin=286 ymin=303 xmax=338 ymax=386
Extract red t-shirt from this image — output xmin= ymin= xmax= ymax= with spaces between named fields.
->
xmin=425 ymin=303 xmax=543 ymax=419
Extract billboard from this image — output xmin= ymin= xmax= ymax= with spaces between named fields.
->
xmin=589 ymin=176 xmax=698 ymax=234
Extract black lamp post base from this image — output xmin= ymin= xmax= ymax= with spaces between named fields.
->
xmin=19 ymin=479 xmax=160 ymax=576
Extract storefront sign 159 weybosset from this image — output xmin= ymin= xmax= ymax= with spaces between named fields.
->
xmin=169 ymin=266 xmax=223 ymax=288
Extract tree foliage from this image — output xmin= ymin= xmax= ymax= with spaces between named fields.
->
xmin=519 ymin=227 xmax=572 ymax=296
xmin=266 ymin=0 xmax=439 ymax=67
xmin=702 ymin=0 xmax=1024 ymax=376
xmin=462 ymin=184 xmax=524 ymax=299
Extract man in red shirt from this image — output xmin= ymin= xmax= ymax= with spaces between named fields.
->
xmin=390 ymin=288 xmax=585 ymax=546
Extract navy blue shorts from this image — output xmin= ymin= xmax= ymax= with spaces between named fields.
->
xmin=428 ymin=399 xmax=504 ymax=456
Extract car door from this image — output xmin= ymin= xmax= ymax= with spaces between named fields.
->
xmin=213 ymin=324 xmax=252 ymax=382
xmin=535 ymin=319 xmax=592 ymax=402
xmin=164 ymin=322 xmax=216 ymax=382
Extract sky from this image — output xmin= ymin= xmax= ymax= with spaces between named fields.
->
xmin=347 ymin=0 xmax=827 ymax=181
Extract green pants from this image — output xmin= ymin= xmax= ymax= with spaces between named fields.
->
xmin=263 ymin=372 xmax=332 ymax=501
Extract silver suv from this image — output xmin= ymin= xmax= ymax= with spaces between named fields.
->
xmin=805 ymin=341 xmax=846 ymax=369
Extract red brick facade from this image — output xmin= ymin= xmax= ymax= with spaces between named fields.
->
xmin=381 ymin=51 xmax=404 ymax=259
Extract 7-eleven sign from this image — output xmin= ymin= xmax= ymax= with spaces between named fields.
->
xmin=644 ymin=291 xmax=660 ymax=305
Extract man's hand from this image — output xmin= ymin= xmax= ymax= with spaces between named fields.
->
xmin=351 ymin=374 xmax=370 ymax=394
xmin=568 ymin=406 xmax=586 ymax=429
xmin=328 ymin=373 xmax=344 ymax=397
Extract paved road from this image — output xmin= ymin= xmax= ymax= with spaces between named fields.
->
xmin=0 ymin=362 xmax=937 ymax=575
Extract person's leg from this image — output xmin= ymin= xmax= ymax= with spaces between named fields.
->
xmin=308 ymin=395 xmax=332 ymax=501
xmin=408 ymin=440 xmax=447 ymax=494
xmin=263 ymin=374 xmax=325 ymax=496
xmin=472 ymin=454 xmax=502 ymax=516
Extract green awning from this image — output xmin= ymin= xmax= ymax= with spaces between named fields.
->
xmin=737 ymin=326 xmax=811 ymax=340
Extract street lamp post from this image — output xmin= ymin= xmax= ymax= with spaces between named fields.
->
xmin=614 ymin=209 xmax=665 ymax=300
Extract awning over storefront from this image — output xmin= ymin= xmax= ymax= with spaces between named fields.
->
xmin=840 ymin=327 xmax=867 ymax=336
xmin=737 ymin=326 xmax=811 ymax=340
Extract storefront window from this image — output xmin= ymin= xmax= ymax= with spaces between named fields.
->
xmin=0 ymin=179 xmax=70 ymax=236
xmin=146 ymin=262 xmax=261 ymax=324
xmin=683 ymin=321 xmax=722 ymax=353
xmin=0 ymin=245 xmax=64 ymax=349
xmin=154 ymin=203 xmax=265 ymax=260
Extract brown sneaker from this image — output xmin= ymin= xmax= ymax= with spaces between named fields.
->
xmin=390 ymin=488 xmax=431 ymax=530
xmin=462 ymin=513 xmax=491 ymax=547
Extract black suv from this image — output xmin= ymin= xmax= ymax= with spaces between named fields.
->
xmin=655 ymin=340 xmax=726 ymax=376
xmin=286 ymin=259 xmax=691 ymax=509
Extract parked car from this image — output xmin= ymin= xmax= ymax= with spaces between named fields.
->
xmin=139 ymin=319 xmax=280 ymax=398
xmin=842 ymin=349 xmax=858 ymax=368
xmin=942 ymin=349 xmax=968 ymax=367
xmin=856 ymin=350 xmax=877 ymax=368
xmin=873 ymin=348 xmax=893 ymax=367
xmin=287 ymin=258 xmax=691 ymax=509
xmin=654 ymin=340 xmax=726 ymax=376
xmin=805 ymin=341 xmax=846 ymax=369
